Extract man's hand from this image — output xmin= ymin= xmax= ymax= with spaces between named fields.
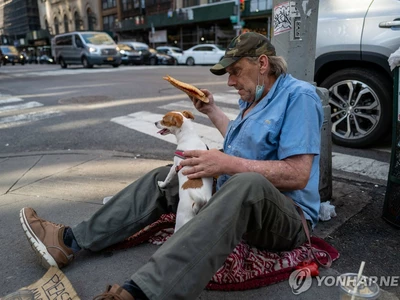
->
xmin=180 ymin=149 xmax=227 ymax=179
xmin=190 ymin=89 xmax=216 ymax=115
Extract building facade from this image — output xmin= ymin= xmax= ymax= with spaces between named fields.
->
xmin=103 ymin=0 xmax=272 ymax=49
xmin=0 ymin=0 xmax=271 ymax=58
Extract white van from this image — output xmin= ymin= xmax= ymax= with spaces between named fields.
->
xmin=53 ymin=31 xmax=121 ymax=68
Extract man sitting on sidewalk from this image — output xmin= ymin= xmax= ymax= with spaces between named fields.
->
xmin=20 ymin=32 xmax=323 ymax=300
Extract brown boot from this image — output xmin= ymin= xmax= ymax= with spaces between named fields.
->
xmin=93 ymin=284 xmax=135 ymax=300
xmin=19 ymin=207 xmax=74 ymax=269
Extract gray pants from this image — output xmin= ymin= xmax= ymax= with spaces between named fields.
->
xmin=72 ymin=166 xmax=307 ymax=300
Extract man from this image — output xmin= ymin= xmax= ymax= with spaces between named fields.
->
xmin=20 ymin=32 xmax=323 ymax=300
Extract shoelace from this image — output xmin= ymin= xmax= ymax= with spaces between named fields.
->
xmin=92 ymin=286 xmax=125 ymax=300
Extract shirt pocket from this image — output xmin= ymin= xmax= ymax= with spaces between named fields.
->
xmin=237 ymin=117 xmax=279 ymax=160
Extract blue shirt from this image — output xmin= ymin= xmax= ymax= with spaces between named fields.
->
xmin=217 ymin=74 xmax=324 ymax=227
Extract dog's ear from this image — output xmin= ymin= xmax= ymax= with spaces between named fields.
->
xmin=182 ymin=111 xmax=194 ymax=120
xmin=163 ymin=112 xmax=183 ymax=128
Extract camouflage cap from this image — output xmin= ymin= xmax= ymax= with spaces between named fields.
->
xmin=210 ymin=32 xmax=276 ymax=76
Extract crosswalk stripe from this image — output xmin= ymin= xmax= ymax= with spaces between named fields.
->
xmin=111 ymin=111 xmax=224 ymax=149
xmin=158 ymin=100 xmax=239 ymax=120
xmin=0 ymin=110 xmax=65 ymax=127
xmin=10 ymin=66 xmax=179 ymax=77
xmin=0 ymin=95 xmax=23 ymax=104
xmin=0 ymin=101 xmax=43 ymax=113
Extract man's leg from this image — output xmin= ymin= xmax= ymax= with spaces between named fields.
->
xmin=73 ymin=166 xmax=179 ymax=251
xmin=130 ymin=172 xmax=307 ymax=300
xmin=20 ymin=166 xmax=179 ymax=269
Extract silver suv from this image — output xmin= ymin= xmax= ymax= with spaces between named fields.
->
xmin=315 ymin=0 xmax=400 ymax=148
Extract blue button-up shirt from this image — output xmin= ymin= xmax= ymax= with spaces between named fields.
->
xmin=217 ymin=74 xmax=324 ymax=226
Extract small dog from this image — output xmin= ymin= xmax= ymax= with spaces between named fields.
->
xmin=155 ymin=110 xmax=213 ymax=232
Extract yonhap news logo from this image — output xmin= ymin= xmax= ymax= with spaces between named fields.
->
xmin=288 ymin=270 xmax=399 ymax=295
xmin=289 ymin=269 xmax=313 ymax=295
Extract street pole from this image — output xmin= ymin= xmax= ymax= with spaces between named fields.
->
xmin=271 ymin=0 xmax=332 ymax=201
xmin=235 ymin=0 xmax=241 ymax=36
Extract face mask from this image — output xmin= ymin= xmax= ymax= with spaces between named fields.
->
xmin=254 ymin=72 xmax=265 ymax=102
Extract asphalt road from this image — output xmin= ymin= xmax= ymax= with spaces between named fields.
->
xmin=0 ymin=64 xmax=392 ymax=181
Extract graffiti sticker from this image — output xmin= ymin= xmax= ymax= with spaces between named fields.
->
xmin=274 ymin=2 xmax=292 ymax=36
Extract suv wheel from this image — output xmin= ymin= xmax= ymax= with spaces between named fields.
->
xmin=320 ymin=67 xmax=392 ymax=148
xmin=82 ymin=57 xmax=93 ymax=68
xmin=59 ymin=57 xmax=67 ymax=69
xmin=186 ymin=57 xmax=195 ymax=66
xmin=149 ymin=57 xmax=157 ymax=65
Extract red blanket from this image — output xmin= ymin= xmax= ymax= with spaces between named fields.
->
xmin=109 ymin=214 xmax=339 ymax=291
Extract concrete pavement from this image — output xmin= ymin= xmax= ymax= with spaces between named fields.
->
xmin=0 ymin=150 xmax=398 ymax=300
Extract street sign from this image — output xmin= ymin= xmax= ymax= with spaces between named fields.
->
xmin=233 ymin=25 xmax=242 ymax=29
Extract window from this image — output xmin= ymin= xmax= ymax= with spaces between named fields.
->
xmin=102 ymin=0 xmax=116 ymax=9
xmin=63 ymin=15 xmax=69 ymax=32
xmin=55 ymin=35 xmax=73 ymax=46
xmin=74 ymin=12 xmax=81 ymax=31
xmin=54 ymin=17 xmax=59 ymax=35
xmin=103 ymin=15 xmax=116 ymax=31
xmin=122 ymin=0 xmax=128 ymax=11
xmin=87 ymin=9 xmax=96 ymax=31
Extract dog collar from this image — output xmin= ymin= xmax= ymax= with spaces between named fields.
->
xmin=175 ymin=150 xmax=185 ymax=172
xmin=174 ymin=146 xmax=209 ymax=173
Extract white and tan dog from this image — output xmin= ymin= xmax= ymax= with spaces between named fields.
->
xmin=155 ymin=110 xmax=213 ymax=232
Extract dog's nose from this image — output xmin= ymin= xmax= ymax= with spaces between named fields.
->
xmin=154 ymin=122 xmax=157 ymax=126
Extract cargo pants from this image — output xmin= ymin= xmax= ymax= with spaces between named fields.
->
xmin=72 ymin=166 xmax=308 ymax=300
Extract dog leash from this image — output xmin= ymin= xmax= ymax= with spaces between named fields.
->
xmin=291 ymin=199 xmax=332 ymax=269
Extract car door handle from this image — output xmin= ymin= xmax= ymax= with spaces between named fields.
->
xmin=379 ymin=20 xmax=400 ymax=28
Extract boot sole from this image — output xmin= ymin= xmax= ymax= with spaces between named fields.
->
xmin=19 ymin=208 xmax=58 ymax=269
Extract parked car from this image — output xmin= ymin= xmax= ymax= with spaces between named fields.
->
xmin=0 ymin=45 xmax=25 ymax=65
xmin=38 ymin=55 xmax=55 ymax=64
xmin=180 ymin=44 xmax=225 ymax=66
xmin=156 ymin=46 xmax=184 ymax=64
xmin=315 ymin=0 xmax=400 ymax=148
xmin=147 ymin=48 xmax=175 ymax=65
xmin=118 ymin=43 xmax=143 ymax=65
xmin=53 ymin=31 xmax=121 ymax=68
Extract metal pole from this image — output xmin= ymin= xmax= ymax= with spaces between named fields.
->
xmin=271 ymin=0 xmax=332 ymax=201
xmin=236 ymin=0 xmax=241 ymax=36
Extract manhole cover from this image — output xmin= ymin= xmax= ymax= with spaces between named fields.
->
xmin=59 ymin=95 xmax=111 ymax=105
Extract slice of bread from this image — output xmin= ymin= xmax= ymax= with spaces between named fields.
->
xmin=163 ymin=75 xmax=209 ymax=103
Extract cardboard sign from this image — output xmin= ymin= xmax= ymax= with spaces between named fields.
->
xmin=2 ymin=267 xmax=80 ymax=300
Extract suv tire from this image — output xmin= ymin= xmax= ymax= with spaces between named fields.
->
xmin=82 ymin=57 xmax=93 ymax=68
xmin=320 ymin=67 xmax=392 ymax=148
xmin=59 ymin=57 xmax=67 ymax=69
xmin=186 ymin=57 xmax=195 ymax=66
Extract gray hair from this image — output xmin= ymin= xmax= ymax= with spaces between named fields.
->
xmin=246 ymin=56 xmax=287 ymax=77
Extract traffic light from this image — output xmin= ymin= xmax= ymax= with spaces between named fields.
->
xmin=240 ymin=0 xmax=245 ymax=12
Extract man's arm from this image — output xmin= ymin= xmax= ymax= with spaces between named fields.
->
xmin=180 ymin=149 xmax=314 ymax=191
xmin=191 ymin=89 xmax=231 ymax=137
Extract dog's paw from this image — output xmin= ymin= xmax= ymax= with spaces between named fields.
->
xmin=192 ymin=202 xmax=200 ymax=215
xmin=158 ymin=180 xmax=167 ymax=188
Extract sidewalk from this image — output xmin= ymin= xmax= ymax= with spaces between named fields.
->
xmin=0 ymin=150 xmax=398 ymax=300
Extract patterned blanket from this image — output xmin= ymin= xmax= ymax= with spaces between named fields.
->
xmin=108 ymin=214 xmax=339 ymax=291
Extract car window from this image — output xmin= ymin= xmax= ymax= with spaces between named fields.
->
xmin=1 ymin=46 xmax=19 ymax=54
xmin=216 ymin=45 xmax=226 ymax=51
xmin=81 ymin=33 xmax=115 ymax=45
xmin=171 ymin=48 xmax=183 ymax=53
xmin=118 ymin=44 xmax=133 ymax=51
xmin=203 ymin=46 xmax=214 ymax=52
xmin=193 ymin=46 xmax=206 ymax=51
